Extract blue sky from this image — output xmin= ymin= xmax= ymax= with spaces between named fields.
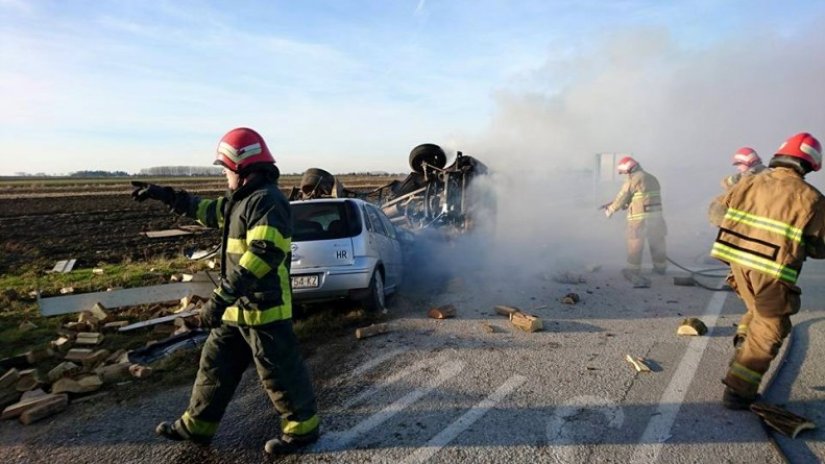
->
xmin=1 ymin=0 xmax=823 ymax=175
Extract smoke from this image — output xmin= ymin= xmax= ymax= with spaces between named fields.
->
xmin=430 ymin=23 xmax=825 ymax=280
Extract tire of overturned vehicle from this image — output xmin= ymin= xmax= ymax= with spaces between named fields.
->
xmin=409 ymin=143 xmax=447 ymax=173
xmin=300 ymin=168 xmax=336 ymax=197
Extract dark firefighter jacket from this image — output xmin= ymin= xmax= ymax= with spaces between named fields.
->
xmin=710 ymin=167 xmax=825 ymax=287
xmin=174 ymin=174 xmax=293 ymax=326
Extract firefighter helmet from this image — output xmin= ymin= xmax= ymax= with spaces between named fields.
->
xmin=214 ymin=127 xmax=275 ymax=173
xmin=774 ymin=132 xmax=822 ymax=172
xmin=617 ymin=156 xmax=639 ymax=174
xmin=731 ymin=147 xmax=761 ymax=168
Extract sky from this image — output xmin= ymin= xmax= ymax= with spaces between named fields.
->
xmin=1 ymin=0 xmax=824 ymax=177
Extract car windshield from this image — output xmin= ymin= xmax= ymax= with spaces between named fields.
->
xmin=291 ymin=201 xmax=361 ymax=242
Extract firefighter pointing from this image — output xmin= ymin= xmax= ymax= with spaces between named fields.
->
xmin=602 ymin=156 xmax=668 ymax=277
xmin=710 ymin=132 xmax=825 ymax=409
xmin=131 ymin=128 xmax=320 ymax=453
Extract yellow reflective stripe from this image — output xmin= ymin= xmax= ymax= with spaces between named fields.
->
xmin=737 ymin=324 xmax=748 ymax=334
xmin=239 ymin=251 xmax=272 ymax=278
xmin=247 ymin=224 xmax=290 ymax=252
xmin=226 ymin=238 xmax=247 ymax=254
xmin=281 ymin=415 xmax=320 ymax=435
xmin=711 ymin=243 xmax=798 ymax=283
xmin=729 ymin=362 xmax=762 ymax=385
xmin=222 ymin=302 xmax=291 ymax=325
xmin=627 ymin=212 xmax=662 ymax=221
xmin=724 ymin=207 xmax=803 ymax=243
xmin=632 ymin=191 xmax=661 ymax=198
xmin=181 ymin=411 xmax=219 ymax=437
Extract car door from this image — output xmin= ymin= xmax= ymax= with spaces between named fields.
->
xmin=361 ymin=203 xmax=395 ymax=285
xmin=375 ymin=207 xmax=403 ymax=288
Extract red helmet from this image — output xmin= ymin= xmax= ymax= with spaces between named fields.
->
xmin=214 ymin=127 xmax=275 ymax=173
xmin=731 ymin=147 xmax=761 ymax=168
xmin=775 ymin=132 xmax=822 ymax=172
xmin=616 ymin=156 xmax=639 ymax=174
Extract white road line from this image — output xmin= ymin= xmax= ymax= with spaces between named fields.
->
xmin=403 ymin=374 xmax=527 ymax=464
xmin=349 ymin=348 xmax=410 ymax=379
xmin=341 ymin=353 xmax=449 ymax=409
xmin=630 ymin=286 xmax=729 ymax=464
xmin=315 ymin=360 xmax=465 ymax=452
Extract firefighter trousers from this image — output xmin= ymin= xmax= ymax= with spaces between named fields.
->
xmin=626 ymin=219 xmax=667 ymax=272
xmin=724 ymin=266 xmax=801 ymax=398
xmin=178 ymin=320 xmax=319 ymax=440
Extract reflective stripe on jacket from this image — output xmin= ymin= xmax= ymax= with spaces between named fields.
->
xmin=178 ymin=174 xmax=293 ymax=326
xmin=607 ymin=169 xmax=664 ymax=222
xmin=711 ymin=167 xmax=825 ymax=285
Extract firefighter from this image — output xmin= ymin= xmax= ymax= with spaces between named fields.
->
xmin=710 ymin=132 xmax=825 ymax=409
xmin=131 ymin=127 xmax=320 ymax=453
xmin=602 ymin=156 xmax=668 ymax=276
xmin=710 ymin=147 xmax=767 ymax=224
xmin=721 ymin=147 xmax=766 ymax=190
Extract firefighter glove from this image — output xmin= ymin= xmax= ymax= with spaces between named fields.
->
xmin=131 ymin=181 xmax=175 ymax=205
xmin=199 ymin=295 xmax=229 ymax=328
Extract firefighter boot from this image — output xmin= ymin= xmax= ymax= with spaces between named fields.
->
xmin=156 ymin=419 xmax=211 ymax=445
xmin=722 ymin=387 xmax=759 ymax=411
xmin=264 ymin=428 xmax=320 ymax=455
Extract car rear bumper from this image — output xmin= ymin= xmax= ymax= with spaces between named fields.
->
xmin=291 ymin=265 xmax=373 ymax=302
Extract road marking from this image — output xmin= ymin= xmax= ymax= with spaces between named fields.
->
xmin=546 ymin=395 xmax=625 ymax=464
xmin=315 ymin=360 xmax=465 ymax=452
xmin=349 ymin=348 xmax=410 ymax=378
xmin=630 ymin=286 xmax=728 ymax=463
xmin=403 ymin=374 xmax=527 ymax=464
xmin=341 ymin=353 xmax=448 ymax=409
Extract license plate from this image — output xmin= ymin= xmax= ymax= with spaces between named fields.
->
xmin=292 ymin=274 xmax=319 ymax=289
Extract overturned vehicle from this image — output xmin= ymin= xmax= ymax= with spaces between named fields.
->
xmin=289 ymin=144 xmax=494 ymax=234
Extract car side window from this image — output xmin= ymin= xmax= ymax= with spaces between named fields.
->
xmin=360 ymin=204 xmax=374 ymax=232
xmin=377 ymin=209 xmax=397 ymax=239
xmin=364 ymin=204 xmax=388 ymax=236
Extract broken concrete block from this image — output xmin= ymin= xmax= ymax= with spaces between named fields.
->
xmin=19 ymin=394 xmax=68 ymax=425
xmin=677 ymin=318 xmax=708 ymax=336
xmin=51 ymin=374 xmax=102 ymax=394
xmin=494 ymin=305 xmax=520 ymax=317
xmin=64 ymin=348 xmax=94 ymax=363
xmin=626 ymin=354 xmax=652 ymax=372
xmin=355 ymin=323 xmax=396 ymax=340
xmin=47 ymin=362 xmax=81 ymax=383
xmin=75 ymin=332 xmax=104 ymax=346
xmin=0 ymin=368 xmax=20 ymax=390
xmin=561 ymin=293 xmax=580 ymax=305
xmin=510 ymin=312 xmax=543 ymax=333
xmin=89 ymin=303 xmax=109 ymax=322
xmin=51 ymin=336 xmax=73 ymax=352
xmin=2 ymin=393 xmax=66 ymax=420
xmin=95 ymin=362 xmax=132 ymax=384
xmin=15 ymin=370 xmax=44 ymax=392
xmin=20 ymin=389 xmax=47 ymax=402
xmin=427 ymin=304 xmax=456 ymax=320
xmin=104 ymin=349 xmax=127 ymax=365
xmin=82 ymin=350 xmax=111 ymax=370
xmin=59 ymin=287 xmax=75 ymax=295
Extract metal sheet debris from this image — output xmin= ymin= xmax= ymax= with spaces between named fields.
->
xmin=39 ymin=282 xmax=214 ymax=317
xmin=49 ymin=259 xmax=77 ymax=274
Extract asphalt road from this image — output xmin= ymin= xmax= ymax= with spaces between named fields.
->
xmin=3 ymin=257 xmax=825 ymax=464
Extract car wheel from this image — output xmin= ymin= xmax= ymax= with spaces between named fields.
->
xmin=361 ymin=269 xmax=386 ymax=312
xmin=409 ymin=144 xmax=447 ymax=173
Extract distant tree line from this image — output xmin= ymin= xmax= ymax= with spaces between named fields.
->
xmin=138 ymin=166 xmax=223 ymax=176
xmin=69 ymin=170 xmax=130 ymax=177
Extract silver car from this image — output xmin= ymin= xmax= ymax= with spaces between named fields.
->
xmin=289 ymin=198 xmax=404 ymax=311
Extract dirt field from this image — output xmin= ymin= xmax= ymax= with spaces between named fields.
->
xmin=0 ymin=175 xmax=399 ymax=275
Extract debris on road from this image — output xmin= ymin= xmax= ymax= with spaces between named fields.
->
xmin=677 ymin=318 xmax=708 ymax=336
xmin=510 ymin=312 xmax=543 ymax=333
xmin=561 ymin=293 xmax=580 ymax=305
xmin=355 ymin=323 xmax=396 ymax=340
xmin=49 ymin=259 xmax=77 ymax=274
xmin=76 ymin=332 xmax=104 ymax=346
xmin=494 ymin=305 xmax=519 ymax=317
xmin=673 ymin=276 xmax=696 ymax=287
xmin=427 ymin=304 xmax=456 ymax=319
xmin=551 ymin=271 xmax=587 ymax=284
xmin=750 ymin=402 xmax=816 ymax=438
xmin=625 ymin=354 xmax=652 ymax=372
